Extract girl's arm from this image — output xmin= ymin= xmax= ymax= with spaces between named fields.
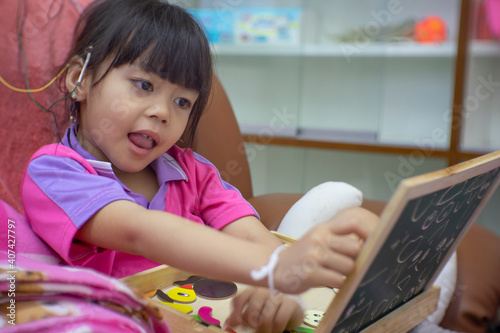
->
xmin=76 ymin=200 xmax=377 ymax=293
xmin=76 ymin=200 xmax=273 ymax=287
xmin=221 ymin=215 xmax=283 ymax=248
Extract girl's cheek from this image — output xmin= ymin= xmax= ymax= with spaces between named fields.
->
xmin=110 ymin=94 xmax=140 ymax=120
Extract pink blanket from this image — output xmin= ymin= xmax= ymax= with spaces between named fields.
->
xmin=0 ymin=253 xmax=170 ymax=332
xmin=0 ymin=199 xmax=170 ymax=332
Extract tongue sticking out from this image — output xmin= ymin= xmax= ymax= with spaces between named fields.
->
xmin=129 ymin=133 xmax=155 ymax=149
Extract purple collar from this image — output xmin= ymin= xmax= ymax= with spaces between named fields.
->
xmin=62 ymin=124 xmax=187 ymax=184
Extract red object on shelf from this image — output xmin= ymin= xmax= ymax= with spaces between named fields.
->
xmin=414 ymin=15 xmax=447 ymax=43
xmin=476 ymin=0 xmax=494 ymax=40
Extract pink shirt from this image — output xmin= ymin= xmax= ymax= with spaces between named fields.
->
xmin=21 ymin=126 xmax=258 ymax=278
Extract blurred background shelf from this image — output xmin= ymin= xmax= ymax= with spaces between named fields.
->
xmin=182 ymin=0 xmax=500 ymax=235
xmin=213 ymin=42 xmax=458 ymax=57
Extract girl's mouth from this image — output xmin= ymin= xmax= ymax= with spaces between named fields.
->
xmin=128 ymin=133 xmax=157 ymax=150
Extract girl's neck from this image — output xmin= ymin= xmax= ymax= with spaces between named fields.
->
xmin=114 ymin=165 xmax=159 ymax=202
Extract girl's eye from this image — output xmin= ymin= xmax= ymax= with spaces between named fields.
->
xmin=174 ymin=97 xmax=191 ymax=110
xmin=132 ymin=80 xmax=153 ymax=92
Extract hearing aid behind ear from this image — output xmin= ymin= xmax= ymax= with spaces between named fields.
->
xmin=76 ymin=46 xmax=93 ymax=85
xmin=71 ymin=47 xmax=92 ymax=101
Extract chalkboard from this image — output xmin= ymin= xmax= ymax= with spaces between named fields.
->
xmin=316 ymin=150 xmax=500 ymax=333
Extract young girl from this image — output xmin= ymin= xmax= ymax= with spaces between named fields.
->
xmin=20 ymin=0 xmax=378 ymax=331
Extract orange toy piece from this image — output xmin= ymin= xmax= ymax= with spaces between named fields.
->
xmin=414 ymin=15 xmax=447 ymax=43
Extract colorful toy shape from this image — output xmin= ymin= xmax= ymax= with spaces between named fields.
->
xmin=198 ymin=306 xmax=221 ymax=326
xmin=155 ymin=289 xmax=174 ymax=303
xmin=193 ymin=278 xmax=238 ymax=300
xmin=156 ymin=285 xmax=196 ymax=314
xmin=303 ymin=310 xmax=324 ymax=328
xmin=173 ymin=276 xmax=205 ymax=286
xmin=159 ymin=300 xmax=193 ymax=314
xmin=293 ymin=327 xmax=315 ymax=333
xmin=167 ymin=285 xmax=196 ymax=303
xmin=175 ymin=275 xmax=238 ymax=300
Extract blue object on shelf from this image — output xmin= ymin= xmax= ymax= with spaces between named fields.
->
xmin=189 ymin=9 xmax=234 ymax=44
xmin=235 ymin=8 xmax=302 ymax=45
xmin=189 ymin=7 xmax=302 ymax=46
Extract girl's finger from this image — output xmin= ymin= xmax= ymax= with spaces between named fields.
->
xmin=256 ymin=295 xmax=280 ymax=333
xmin=225 ymin=289 xmax=252 ymax=328
xmin=325 ymin=234 xmax=363 ymax=259
xmin=241 ymin=290 xmax=267 ymax=328
xmin=327 ymin=207 xmax=379 ymax=240
xmin=273 ymin=297 xmax=303 ymax=333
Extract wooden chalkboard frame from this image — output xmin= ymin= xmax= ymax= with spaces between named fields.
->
xmin=315 ymin=150 xmax=500 ymax=333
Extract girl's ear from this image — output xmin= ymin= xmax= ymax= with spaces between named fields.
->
xmin=65 ymin=56 xmax=91 ymax=101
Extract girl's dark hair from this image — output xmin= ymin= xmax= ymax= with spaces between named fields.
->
xmin=64 ymin=0 xmax=213 ymax=147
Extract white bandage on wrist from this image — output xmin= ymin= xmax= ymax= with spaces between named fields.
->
xmin=250 ymin=244 xmax=287 ymax=294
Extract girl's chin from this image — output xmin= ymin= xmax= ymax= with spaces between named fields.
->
xmin=111 ymin=160 xmax=152 ymax=175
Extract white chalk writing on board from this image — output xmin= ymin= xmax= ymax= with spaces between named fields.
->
xmin=332 ymin=167 xmax=499 ymax=333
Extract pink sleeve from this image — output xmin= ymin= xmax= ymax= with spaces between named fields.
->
xmin=20 ymin=145 xmax=129 ymax=275
xmin=22 ymin=173 xmax=116 ymax=272
xmin=192 ymin=152 xmax=259 ymax=230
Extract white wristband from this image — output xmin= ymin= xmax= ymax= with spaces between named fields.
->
xmin=250 ymin=244 xmax=287 ymax=294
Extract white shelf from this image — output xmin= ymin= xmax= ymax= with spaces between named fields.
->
xmin=212 ymin=44 xmax=302 ymax=56
xmin=301 ymin=42 xmax=456 ymax=58
xmin=240 ymin=124 xmax=378 ymax=143
xmin=212 ymin=42 xmax=458 ymax=58
xmin=470 ymin=41 xmax=500 ymax=57
xmin=213 ymin=41 xmax=500 ymax=58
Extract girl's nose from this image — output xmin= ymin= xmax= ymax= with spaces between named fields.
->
xmin=146 ymin=101 xmax=169 ymax=125
xmin=153 ymin=116 xmax=167 ymax=125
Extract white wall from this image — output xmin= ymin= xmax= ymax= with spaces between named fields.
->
xmin=246 ymin=144 xmax=500 ymax=236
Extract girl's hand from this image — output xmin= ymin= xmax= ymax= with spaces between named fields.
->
xmin=225 ymin=287 xmax=304 ymax=333
xmin=274 ymin=207 xmax=379 ymax=294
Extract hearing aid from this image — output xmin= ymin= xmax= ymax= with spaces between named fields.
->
xmin=77 ymin=46 xmax=93 ymax=85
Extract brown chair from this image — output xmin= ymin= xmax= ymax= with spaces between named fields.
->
xmin=192 ymin=75 xmax=500 ymax=332
xmin=440 ymin=224 xmax=500 ymax=333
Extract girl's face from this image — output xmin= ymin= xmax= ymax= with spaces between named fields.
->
xmin=76 ymin=62 xmax=199 ymax=173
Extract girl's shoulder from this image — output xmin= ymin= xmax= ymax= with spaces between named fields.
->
xmin=166 ymin=145 xmax=193 ymax=159
xmin=163 ymin=145 xmax=223 ymax=182
xmin=165 ymin=145 xmax=199 ymax=167
xmin=165 ymin=145 xmax=215 ymax=169
xmin=31 ymin=143 xmax=82 ymax=159
xmin=28 ymin=143 xmax=97 ymax=174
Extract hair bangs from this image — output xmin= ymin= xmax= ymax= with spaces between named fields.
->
xmin=109 ymin=3 xmax=212 ymax=94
